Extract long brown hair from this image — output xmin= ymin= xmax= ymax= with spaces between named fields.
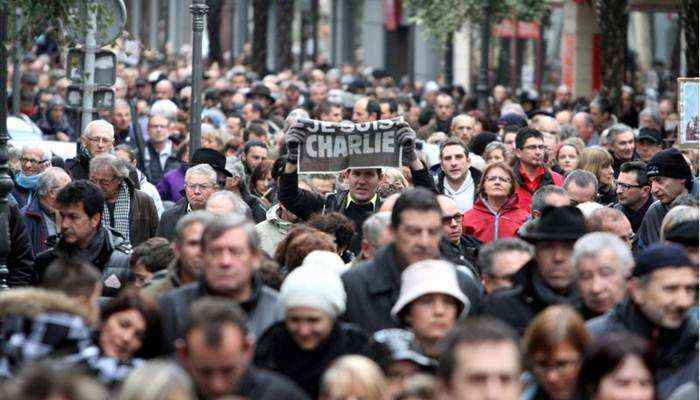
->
xmin=477 ymin=162 xmax=520 ymax=198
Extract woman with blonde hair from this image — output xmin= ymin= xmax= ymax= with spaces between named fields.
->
xmin=320 ymin=355 xmax=390 ymax=400
xmin=579 ymin=146 xmax=617 ymax=205
xmin=118 ymin=360 xmax=195 ymax=400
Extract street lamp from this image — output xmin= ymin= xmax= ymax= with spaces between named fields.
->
xmin=189 ymin=0 xmax=209 ymax=162
xmin=0 ymin=0 xmax=14 ymax=289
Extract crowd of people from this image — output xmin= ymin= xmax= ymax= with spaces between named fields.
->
xmin=0 ymin=37 xmax=697 ymax=400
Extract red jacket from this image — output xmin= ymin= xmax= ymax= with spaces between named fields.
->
xmin=462 ymin=195 xmax=530 ymax=243
xmin=514 ymin=163 xmax=564 ymax=210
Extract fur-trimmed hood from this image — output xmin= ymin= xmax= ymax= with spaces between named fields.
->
xmin=0 ymin=288 xmax=93 ymax=324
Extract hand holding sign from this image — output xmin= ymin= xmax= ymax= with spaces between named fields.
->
xmin=284 ymin=121 xmax=307 ymax=165
xmin=396 ymin=121 xmax=417 ymax=165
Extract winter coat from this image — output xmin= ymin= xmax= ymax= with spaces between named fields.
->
xmin=37 ymin=113 xmax=75 ymax=141
xmin=513 ymin=160 xmax=564 ymax=211
xmin=34 ymin=227 xmax=131 ymax=298
xmin=636 ymin=200 xmax=670 ymax=253
xmin=587 ymin=298 xmax=699 ymax=400
xmin=158 ymin=274 xmax=284 ymax=353
xmin=477 ymin=260 xmax=581 ymax=336
xmin=123 ymin=182 xmax=159 ymax=247
xmin=253 ymin=321 xmax=372 ymax=398
xmin=140 ymin=258 xmax=184 ymax=302
xmin=157 ymin=164 xmax=186 ymax=203
xmin=156 ymin=199 xmax=188 ymax=241
xmin=341 ymin=243 xmax=483 ymax=334
xmin=462 ymin=195 xmax=530 ymax=243
xmin=20 ymin=195 xmax=54 ymax=257
xmin=255 ymin=204 xmax=294 ymax=257
xmin=143 ymin=141 xmax=181 ymax=185
xmin=236 ymin=367 xmax=310 ymax=400
xmin=0 ymin=202 xmax=36 ymax=287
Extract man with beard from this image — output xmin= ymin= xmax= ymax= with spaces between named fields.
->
xmin=143 ymin=211 xmax=213 ymax=301
xmin=613 ymin=161 xmax=654 ymax=233
xmin=587 ymin=243 xmax=698 ymax=400
xmin=341 ymin=188 xmax=483 ymax=334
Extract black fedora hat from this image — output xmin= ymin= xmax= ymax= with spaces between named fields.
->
xmin=522 ymin=205 xmax=587 ymax=242
xmin=246 ymin=84 xmax=275 ymax=103
xmin=191 ymin=148 xmax=232 ymax=178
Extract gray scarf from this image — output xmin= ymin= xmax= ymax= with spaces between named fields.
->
xmin=102 ymin=183 xmax=130 ymax=244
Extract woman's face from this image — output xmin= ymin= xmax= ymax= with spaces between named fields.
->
xmin=483 ymin=167 xmax=512 ymax=199
xmin=99 ymin=309 xmax=146 ymax=362
xmin=485 ymin=149 xmax=505 ymax=165
xmin=594 ymin=355 xmax=654 ymax=400
xmin=255 ymin=171 xmax=272 ymax=195
xmin=285 ymin=306 xmax=334 ymax=350
xmin=406 ymin=293 xmax=459 ymax=342
xmin=532 ymin=341 xmax=582 ymax=400
xmin=557 ymin=145 xmax=579 ymax=172
xmin=598 ymin=164 xmax=615 ymax=186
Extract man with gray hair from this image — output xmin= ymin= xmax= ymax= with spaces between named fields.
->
xmin=639 ymin=106 xmax=662 ymax=131
xmin=607 ymin=124 xmax=638 ymax=177
xmin=478 ymin=238 xmax=534 ymax=294
xmin=357 ymin=211 xmax=392 ymax=262
xmin=12 ymin=145 xmax=51 ymax=208
xmin=143 ymin=210 xmax=215 ymax=301
xmin=89 ymin=153 xmax=159 ymax=246
xmin=564 ymin=169 xmax=599 ymax=205
xmin=157 ymin=164 xmax=219 ymax=240
xmin=21 ymin=167 xmax=71 ymax=256
xmin=65 ymin=119 xmax=116 ymax=180
xmin=158 ymin=214 xmax=284 ymax=353
xmin=573 ymin=232 xmax=633 ymax=319
xmin=205 ymin=190 xmax=251 ymax=217
xmin=571 ymin=112 xmax=599 ymax=146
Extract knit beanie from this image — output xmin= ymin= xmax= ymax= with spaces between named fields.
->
xmin=647 ymin=148 xmax=693 ymax=189
xmin=279 ymin=264 xmax=347 ymax=318
xmin=632 ymin=243 xmax=693 ymax=277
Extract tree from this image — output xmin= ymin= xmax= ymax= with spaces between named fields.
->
xmin=682 ymin=0 xmax=698 ymax=77
xmin=251 ymin=0 xmax=268 ymax=75
xmin=592 ymin=0 xmax=628 ymax=113
xmin=276 ymin=0 xmax=294 ymax=71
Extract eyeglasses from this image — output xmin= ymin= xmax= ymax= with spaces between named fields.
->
xmin=442 ymin=213 xmax=462 ymax=224
xmin=532 ymin=357 xmax=580 ymax=375
xmin=185 ymin=183 xmax=216 ymax=191
xmin=485 ymin=175 xmax=512 ymax=183
xmin=21 ymin=157 xmax=47 ymax=166
xmin=523 ymin=144 xmax=547 ymax=151
xmin=615 ymin=181 xmax=643 ymax=191
xmin=90 ymin=175 xmax=120 ymax=186
xmin=86 ymin=136 xmax=114 ymax=145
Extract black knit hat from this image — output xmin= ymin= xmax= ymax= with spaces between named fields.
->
xmin=522 ymin=205 xmax=587 ymax=242
xmin=632 ymin=242 xmax=693 ymax=277
xmin=637 ymin=127 xmax=663 ymax=145
xmin=646 ymin=148 xmax=693 ymax=190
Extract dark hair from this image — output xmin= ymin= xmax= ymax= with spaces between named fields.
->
xmin=522 ymin=305 xmax=590 ymax=371
xmin=619 ymin=161 xmax=649 ymax=187
xmin=308 ymin=212 xmax=356 ymax=252
xmin=284 ymin=230 xmax=337 ymax=271
xmin=243 ymin=140 xmax=267 ymax=156
xmin=183 ymin=297 xmax=249 ymax=344
xmin=249 ymin=159 xmax=274 ymax=197
xmin=577 ymin=333 xmax=655 ymax=399
xmin=114 ymin=144 xmax=136 ymax=163
xmin=515 ymin=128 xmax=543 ymax=150
xmin=591 ymin=97 xmax=613 ymax=115
xmin=391 ymin=188 xmax=440 ymax=229
xmin=42 ymin=257 xmax=101 ymax=298
xmin=130 ymin=237 xmax=176 ymax=273
xmin=378 ymin=97 xmax=398 ymax=114
xmin=439 ymin=137 xmax=469 ymax=159
xmin=366 ymin=99 xmax=381 ymax=120
xmin=531 ymin=185 xmax=568 ymax=214
xmin=100 ymin=289 xmax=163 ymax=359
xmin=438 ymin=317 xmax=519 ymax=383
xmin=176 ymin=139 xmax=190 ymax=162
xmin=56 ymin=180 xmax=104 ymax=218
xmin=243 ymin=123 xmax=267 ymax=142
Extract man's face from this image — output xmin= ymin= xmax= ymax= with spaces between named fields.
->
xmin=485 ymin=250 xmax=531 ymax=293
xmin=226 ymin=116 xmax=242 ymax=136
xmin=321 ymin=106 xmax=343 ymax=123
xmin=20 ymin=148 xmax=47 ymax=176
xmin=352 ymin=99 xmax=371 ymax=123
xmin=444 ymin=342 xmax=521 ymax=400
xmin=83 ymin=127 xmax=115 ymax=156
xmin=440 ymin=145 xmax=470 ymax=182
xmin=452 ymin=117 xmax=478 ymax=145
xmin=636 ymin=139 xmax=663 ymax=162
xmin=179 ymin=325 xmax=249 ymax=400
xmin=155 ymin=81 xmax=173 ymax=100
xmin=590 ymin=105 xmax=607 ymax=126
xmin=90 ymin=166 xmax=122 ymax=200
xmin=565 ymin=182 xmax=597 ymax=205
xmin=112 ymin=105 xmax=132 ymax=131
xmin=435 ymin=95 xmax=454 ymax=121
xmin=232 ymin=74 xmax=248 ymax=90
xmin=650 ymin=176 xmax=686 ymax=205
xmin=516 ymin=137 xmax=545 ymax=168
xmin=611 ymin=131 xmax=635 ymax=161
xmin=241 ymin=104 xmax=260 ymax=122
xmin=439 ymin=198 xmax=463 ymax=245
xmin=616 ymin=171 xmax=648 ymax=207
xmin=503 ymin=132 xmax=517 ymax=152
xmin=49 ymin=106 xmax=64 ymax=122
xmin=346 ymin=169 xmax=381 ymax=202
xmin=393 ymin=209 xmax=442 ymax=266
xmin=185 ymin=174 xmax=218 ymax=210
xmin=311 ymin=177 xmax=335 ymax=197
xmin=202 ymin=227 xmax=258 ymax=296
xmin=285 ymin=307 xmax=334 ymax=350
xmin=536 ymin=241 xmax=576 ymax=292
xmin=379 ymin=103 xmax=394 ymax=120
xmin=576 ymin=249 xmax=628 ymax=315
xmin=176 ymin=222 xmax=205 ymax=278
xmin=631 ymin=267 xmax=697 ymax=329
xmin=59 ymin=202 xmax=101 ymax=247
xmin=310 ymin=84 xmax=327 ymax=105
xmin=243 ymin=146 xmax=268 ymax=171
xmin=406 ymin=294 xmax=459 ymax=342
xmin=147 ymin=115 xmax=170 ymax=144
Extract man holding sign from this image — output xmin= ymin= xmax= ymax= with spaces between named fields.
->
xmin=279 ymin=118 xmax=435 ymax=255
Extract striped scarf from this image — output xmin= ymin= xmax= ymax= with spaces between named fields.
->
xmin=102 ymin=183 xmax=131 ymax=244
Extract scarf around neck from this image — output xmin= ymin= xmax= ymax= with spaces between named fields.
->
xmin=102 ymin=183 xmax=131 ymax=244
xmin=15 ymin=172 xmax=42 ymax=190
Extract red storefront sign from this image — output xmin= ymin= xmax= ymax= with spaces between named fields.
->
xmin=492 ymin=20 xmax=540 ymax=40
xmin=561 ymin=33 xmax=575 ymax=89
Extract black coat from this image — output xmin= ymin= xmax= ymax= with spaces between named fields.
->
xmin=253 ymin=321 xmax=371 ymax=399
xmin=156 ymin=199 xmax=188 ymax=241
xmin=143 ymin=141 xmax=181 ymax=185
xmin=233 ymin=367 xmax=310 ymax=400
xmin=0 ymin=202 xmax=36 ymax=287
xmin=477 ymin=260 xmax=581 ymax=336
xmin=341 ymin=243 xmax=483 ymax=334
xmin=587 ymin=298 xmax=699 ymax=400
